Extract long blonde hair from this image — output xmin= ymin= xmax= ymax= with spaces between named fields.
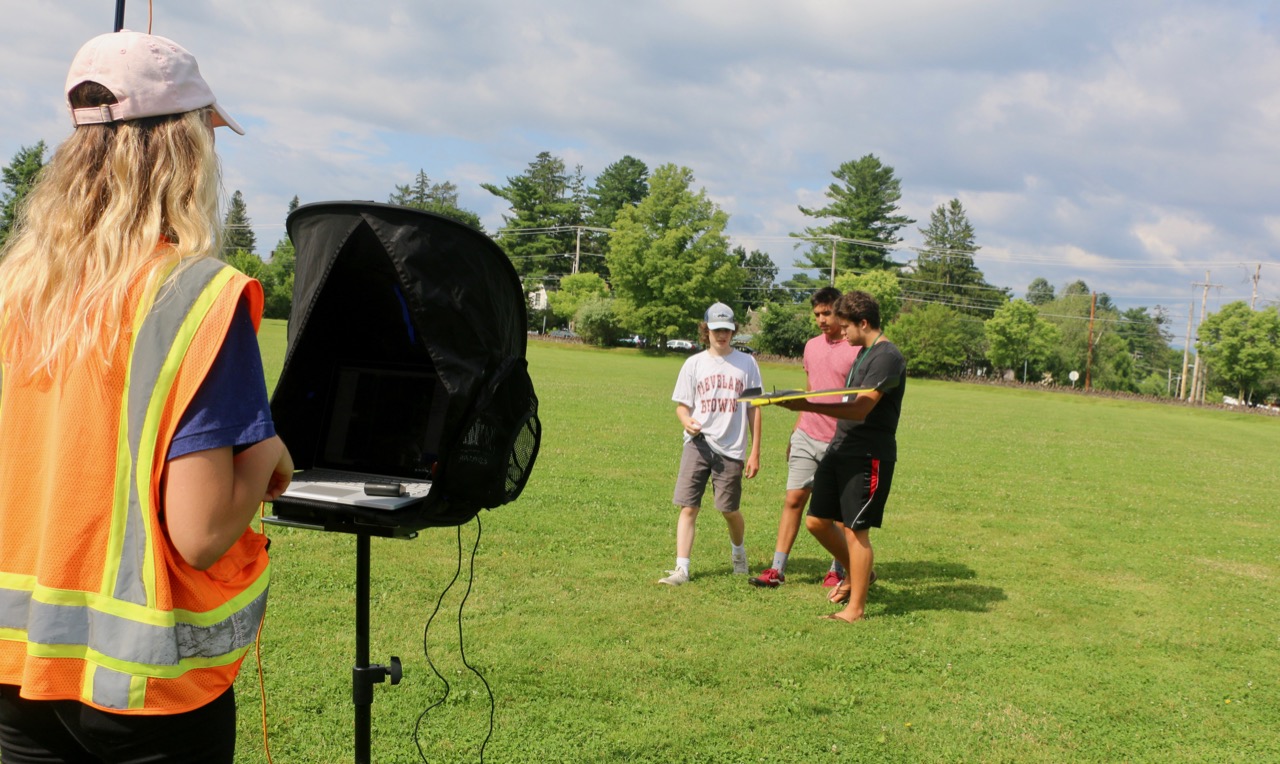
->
xmin=0 ymin=83 xmax=222 ymax=382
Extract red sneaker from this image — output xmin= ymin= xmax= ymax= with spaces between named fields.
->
xmin=749 ymin=568 xmax=785 ymax=588
xmin=821 ymin=570 xmax=844 ymax=588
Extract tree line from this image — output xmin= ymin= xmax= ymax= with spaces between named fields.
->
xmin=3 ymin=142 xmax=1277 ymax=404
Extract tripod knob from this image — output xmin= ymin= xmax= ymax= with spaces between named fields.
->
xmin=388 ymin=656 xmax=402 ymax=685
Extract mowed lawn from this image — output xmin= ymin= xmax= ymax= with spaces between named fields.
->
xmin=239 ymin=322 xmax=1280 ymax=763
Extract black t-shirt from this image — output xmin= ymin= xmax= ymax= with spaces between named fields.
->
xmin=829 ymin=339 xmax=906 ymax=461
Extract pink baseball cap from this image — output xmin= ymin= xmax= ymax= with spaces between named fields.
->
xmin=65 ymin=30 xmax=243 ymax=135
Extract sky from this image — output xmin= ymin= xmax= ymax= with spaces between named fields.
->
xmin=4 ymin=0 xmax=1280 ymax=342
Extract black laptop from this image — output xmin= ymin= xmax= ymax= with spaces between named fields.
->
xmin=279 ymin=364 xmax=446 ymax=511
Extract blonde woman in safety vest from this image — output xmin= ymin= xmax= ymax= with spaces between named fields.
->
xmin=0 ymin=30 xmax=292 ymax=763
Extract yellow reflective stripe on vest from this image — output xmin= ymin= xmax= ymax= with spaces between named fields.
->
xmin=103 ymin=260 xmax=236 ymax=607
xmin=0 ymin=571 xmax=268 ymax=671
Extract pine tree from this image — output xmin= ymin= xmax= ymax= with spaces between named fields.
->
xmin=791 ymin=154 xmax=914 ymax=278
xmin=578 ymin=156 xmax=651 ymax=280
xmin=223 ymin=190 xmax=256 ymax=256
xmin=908 ymin=199 xmax=1007 ymax=317
xmin=736 ymin=246 xmax=786 ymax=310
xmin=388 ymin=170 xmax=482 ymax=229
xmin=483 ymin=152 xmax=584 ymax=280
xmin=0 ymin=141 xmax=47 ymax=247
xmin=586 ymin=155 xmax=649 ymax=233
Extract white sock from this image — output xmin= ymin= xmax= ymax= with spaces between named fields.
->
xmin=773 ymin=552 xmax=789 ymax=573
xmin=731 ymin=543 xmax=745 ymax=558
xmin=676 ymin=557 xmax=690 ymax=571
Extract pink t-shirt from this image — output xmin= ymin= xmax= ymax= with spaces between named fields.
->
xmin=796 ymin=333 xmax=860 ymax=443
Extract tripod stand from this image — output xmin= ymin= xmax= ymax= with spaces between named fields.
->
xmin=267 ymin=516 xmax=416 ymax=764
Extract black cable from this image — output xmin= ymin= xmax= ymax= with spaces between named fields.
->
xmin=414 ymin=526 xmax=463 ymax=762
xmin=413 ymin=518 xmax=494 ymax=763
xmin=457 ymin=516 xmax=495 ymax=762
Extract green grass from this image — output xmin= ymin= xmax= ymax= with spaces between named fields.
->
xmin=235 ymin=337 xmax=1280 ymax=763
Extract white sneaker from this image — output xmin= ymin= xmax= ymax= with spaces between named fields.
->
xmin=658 ymin=568 xmax=690 ymax=586
xmin=732 ymin=552 xmax=749 ymax=575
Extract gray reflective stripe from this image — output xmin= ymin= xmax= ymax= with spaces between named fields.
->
xmin=91 ymin=667 xmax=134 ymax=710
xmin=9 ymin=586 xmax=267 ymax=668
xmin=0 ymin=587 xmax=30 ymax=629
xmin=115 ymin=259 xmax=229 ymax=605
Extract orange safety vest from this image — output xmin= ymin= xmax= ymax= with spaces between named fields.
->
xmin=0 ymin=258 xmax=270 ymax=715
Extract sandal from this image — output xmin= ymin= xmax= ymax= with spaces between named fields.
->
xmin=827 ymin=570 xmax=877 ymax=604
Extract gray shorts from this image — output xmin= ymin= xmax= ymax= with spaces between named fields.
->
xmin=786 ymin=429 xmax=831 ymax=491
xmin=673 ymin=437 xmax=744 ymax=512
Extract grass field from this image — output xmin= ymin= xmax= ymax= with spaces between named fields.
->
xmin=237 ymin=324 xmax=1279 ymax=763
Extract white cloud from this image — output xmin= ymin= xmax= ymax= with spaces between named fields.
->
xmin=4 ymin=0 xmax=1279 ymax=312
xmin=1132 ymin=213 xmax=1215 ymax=261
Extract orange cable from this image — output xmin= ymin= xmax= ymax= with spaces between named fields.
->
xmin=255 ymin=505 xmax=275 ymax=764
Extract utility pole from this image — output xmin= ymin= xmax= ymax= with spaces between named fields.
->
xmin=1085 ymin=292 xmax=1097 ymax=391
xmin=1250 ymin=264 xmax=1261 ymax=309
xmin=1187 ymin=271 xmax=1221 ymax=403
xmin=829 ymin=237 xmax=837 ymax=285
xmin=1178 ymin=300 xmax=1193 ymax=399
xmin=572 ymin=227 xmax=581 ymax=275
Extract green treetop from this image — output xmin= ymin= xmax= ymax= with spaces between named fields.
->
xmin=606 ymin=163 xmax=741 ymax=341
xmin=0 ymin=141 xmax=46 ymax=248
xmin=791 ymin=154 xmax=914 ymax=278
xmin=908 ymin=199 xmax=1007 ymax=317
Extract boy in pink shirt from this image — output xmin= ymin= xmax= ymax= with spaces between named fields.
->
xmin=750 ymin=287 xmax=859 ymax=591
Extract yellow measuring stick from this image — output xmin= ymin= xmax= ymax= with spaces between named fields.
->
xmin=735 ymin=387 xmax=877 ymax=407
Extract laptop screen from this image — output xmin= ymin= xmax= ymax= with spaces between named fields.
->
xmin=317 ymin=364 xmax=445 ymax=479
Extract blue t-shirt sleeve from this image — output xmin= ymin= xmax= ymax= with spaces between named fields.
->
xmin=167 ymin=297 xmax=276 ymax=460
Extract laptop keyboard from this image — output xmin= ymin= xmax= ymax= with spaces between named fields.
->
xmin=299 ymin=469 xmax=433 ymax=498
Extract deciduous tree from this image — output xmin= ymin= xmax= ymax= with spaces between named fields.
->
xmin=892 ymin=303 xmax=986 ymax=376
xmin=223 ymin=249 xmax=263 ymax=279
xmin=755 ymin=302 xmax=813 ymax=358
xmin=547 ymin=272 xmax=610 ymax=325
xmin=835 ymin=269 xmax=903 ymax=325
xmin=1197 ymin=301 xmax=1280 ymax=403
xmin=606 ymin=164 xmax=739 ymax=342
xmin=984 ymin=299 xmax=1060 ymax=379
xmin=1039 ymin=290 xmax=1134 ymax=390
xmin=262 ymin=195 xmax=300 ymax=320
xmin=575 ymin=297 xmax=625 ymax=347
xmin=1025 ymin=277 xmax=1055 ymax=306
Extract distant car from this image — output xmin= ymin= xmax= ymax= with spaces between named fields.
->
xmin=666 ymin=339 xmax=695 ymax=351
xmin=616 ymin=335 xmax=645 ymax=348
xmin=548 ymin=328 xmax=578 ymax=339
xmin=732 ymin=343 xmax=755 ymax=355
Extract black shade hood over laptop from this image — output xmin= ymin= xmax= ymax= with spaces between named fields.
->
xmin=270 ymin=201 xmax=541 ymax=530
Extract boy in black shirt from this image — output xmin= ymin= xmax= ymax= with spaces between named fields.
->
xmin=777 ymin=291 xmax=905 ymax=622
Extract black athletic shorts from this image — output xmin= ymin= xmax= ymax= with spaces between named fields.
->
xmin=808 ymin=452 xmax=895 ymax=530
